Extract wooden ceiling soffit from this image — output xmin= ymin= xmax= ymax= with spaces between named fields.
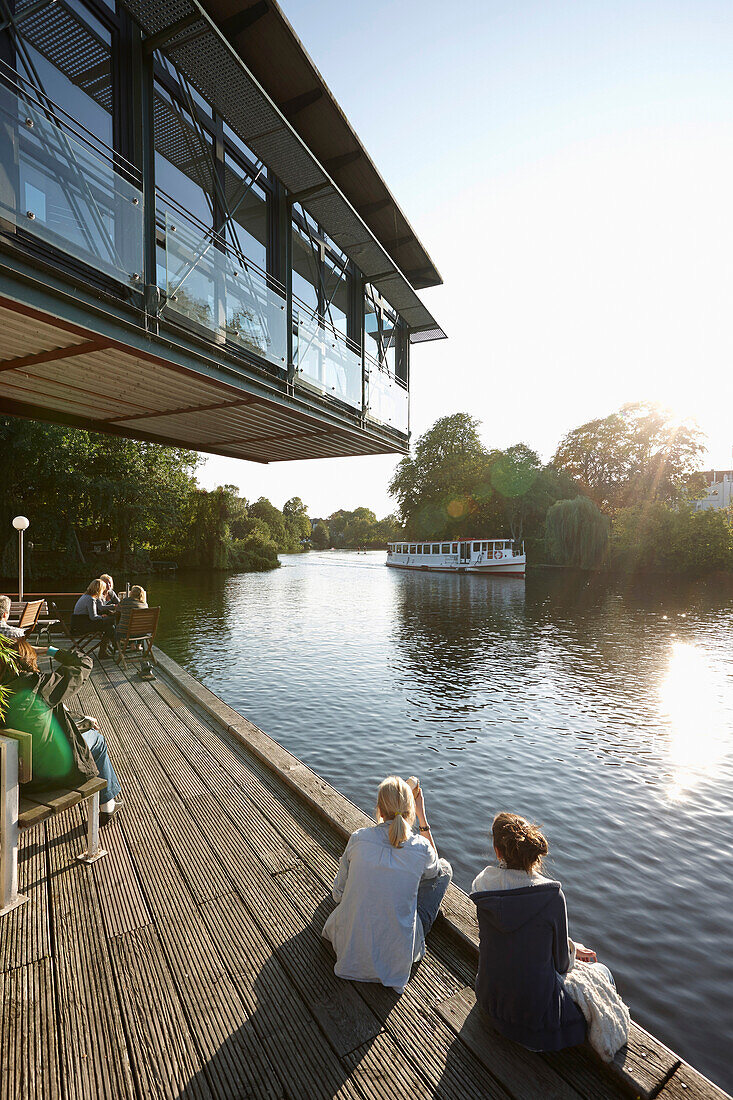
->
xmin=0 ymin=340 xmax=110 ymax=373
xmin=105 ymin=395 xmax=258 ymax=424
xmin=211 ymin=425 xmax=333 ymax=448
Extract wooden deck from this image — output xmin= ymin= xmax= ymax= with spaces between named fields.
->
xmin=1 ymin=653 xmax=729 ymax=1100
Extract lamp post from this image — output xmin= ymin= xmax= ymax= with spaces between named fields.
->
xmin=12 ymin=517 xmax=29 ymax=601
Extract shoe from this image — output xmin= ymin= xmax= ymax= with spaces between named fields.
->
xmin=100 ymin=793 xmax=124 ymax=816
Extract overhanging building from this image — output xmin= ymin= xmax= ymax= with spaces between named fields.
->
xmin=0 ymin=0 xmax=444 ymax=463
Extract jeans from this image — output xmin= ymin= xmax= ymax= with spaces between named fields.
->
xmin=417 ymin=857 xmax=453 ymax=936
xmin=82 ymin=728 xmax=122 ymax=804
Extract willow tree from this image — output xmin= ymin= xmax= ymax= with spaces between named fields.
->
xmin=545 ymin=496 xmax=609 ymax=569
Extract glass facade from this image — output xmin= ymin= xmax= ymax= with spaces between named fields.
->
xmin=0 ymin=0 xmax=411 ymax=433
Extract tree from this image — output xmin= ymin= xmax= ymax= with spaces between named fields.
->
xmin=311 ymin=521 xmax=331 ymax=549
xmin=389 ymin=413 xmax=487 ymax=539
xmin=545 ymin=496 xmax=609 ymax=569
xmin=282 ymin=497 xmax=312 ymax=547
xmin=553 ymin=403 xmax=706 ymax=513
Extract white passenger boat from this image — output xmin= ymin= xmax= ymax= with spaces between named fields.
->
xmin=386 ymin=538 xmax=526 ymax=576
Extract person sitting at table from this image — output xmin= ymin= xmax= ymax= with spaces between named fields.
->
xmin=0 ymin=594 xmax=25 ymax=639
xmin=71 ymin=580 xmax=115 ymax=659
xmin=0 ymin=637 xmax=123 ymax=816
xmin=99 ymin=574 xmax=120 ymax=614
xmin=116 ymin=585 xmax=148 ymax=637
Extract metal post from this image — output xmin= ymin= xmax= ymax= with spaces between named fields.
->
xmin=0 ymin=735 xmax=29 ymax=917
xmin=77 ymin=792 xmax=106 ymax=864
xmin=18 ymin=526 xmax=23 ymax=601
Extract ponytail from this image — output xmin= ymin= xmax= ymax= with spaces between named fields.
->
xmin=376 ymin=776 xmax=415 ymax=848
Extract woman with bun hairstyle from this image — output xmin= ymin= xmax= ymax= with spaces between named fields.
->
xmin=471 ymin=812 xmax=612 ymax=1052
xmin=322 ymin=776 xmax=452 ymax=992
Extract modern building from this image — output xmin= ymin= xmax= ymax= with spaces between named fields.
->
xmin=693 ymin=471 xmax=733 ymax=511
xmin=0 ymin=0 xmax=444 ymax=464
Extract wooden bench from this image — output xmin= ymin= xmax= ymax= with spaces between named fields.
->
xmin=0 ymin=727 xmax=107 ymax=917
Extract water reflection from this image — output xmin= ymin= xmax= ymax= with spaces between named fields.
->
xmin=659 ymin=642 xmax=731 ymax=802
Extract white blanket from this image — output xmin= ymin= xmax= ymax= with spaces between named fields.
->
xmin=563 ymin=960 xmax=630 ymax=1062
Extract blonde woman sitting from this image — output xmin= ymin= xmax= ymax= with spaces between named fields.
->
xmin=322 ymin=776 xmax=452 ymax=992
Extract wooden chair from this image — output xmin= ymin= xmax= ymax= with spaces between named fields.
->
xmin=9 ymin=598 xmax=64 ymax=644
xmin=11 ymin=600 xmax=44 ymax=633
xmin=1 ymin=728 xmax=106 ymax=917
xmin=115 ymin=607 xmax=160 ymax=671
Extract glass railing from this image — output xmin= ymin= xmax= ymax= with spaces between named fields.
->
xmin=293 ymin=307 xmax=363 ymax=411
xmin=365 ymin=357 xmax=409 ymax=434
xmin=0 ymin=79 xmax=143 ymax=287
xmin=159 ymin=207 xmax=287 ymax=369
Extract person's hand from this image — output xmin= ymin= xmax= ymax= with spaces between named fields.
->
xmin=576 ymin=946 xmax=597 ymax=963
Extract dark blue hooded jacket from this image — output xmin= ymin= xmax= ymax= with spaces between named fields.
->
xmin=471 ymin=880 xmax=586 ymax=1051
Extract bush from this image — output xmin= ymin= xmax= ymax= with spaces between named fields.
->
xmin=611 ymin=503 xmax=733 ymax=574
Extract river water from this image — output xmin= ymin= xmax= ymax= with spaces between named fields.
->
xmin=146 ymin=552 xmax=733 ymax=1090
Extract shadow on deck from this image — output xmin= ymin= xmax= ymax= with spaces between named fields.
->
xmin=1 ymin=657 xmax=728 ymax=1100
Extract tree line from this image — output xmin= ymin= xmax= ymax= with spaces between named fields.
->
xmin=389 ymin=404 xmax=732 ymax=574
xmin=0 ymin=417 xmax=397 ymax=580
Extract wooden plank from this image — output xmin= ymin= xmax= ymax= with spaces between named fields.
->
xmin=24 ymin=788 xmax=84 ymax=814
xmin=45 ymin=808 xmax=137 ymax=1100
xmin=98 ymin=669 xmax=384 ymax=1062
xmin=18 ymin=799 xmax=52 ymax=828
xmin=107 ymin=926 xmax=213 ymax=1100
xmin=657 ymin=1063 xmax=731 ymax=1100
xmin=0 ymin=828 xmax=50 ymax=972
xmin=200 ymin=892 xmax=368 ymax=1100
xmin=87 ymin=816 xmax=152 ymax=939
xmin=80 ymin=676 xmax=291 ymax=1100
xmin=610 ymin=1024 xmax=681 ymax=1100
xmin=436 ymin=987 xmax=589 ymax=1100
xmin=0 ymin=959 xmax=61 ymax=1100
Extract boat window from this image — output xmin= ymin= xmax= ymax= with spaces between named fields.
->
xmin=481 ymin=542 xmax=488 ymax=551
xmin=473 ymin=542 xmax=480 ymax=552
xmin=409 ymin=545 xmax=416 ymax=554
xmin=451 ymin=543 xmax=458 ymax=554
xmin=441 ymin=544 xmax=450 ymax=554
xmin=432 ymin=544 xmax=440 ymax=554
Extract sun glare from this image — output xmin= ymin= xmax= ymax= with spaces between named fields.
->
xmin=659 ymin=642 xmax=731 ymax=801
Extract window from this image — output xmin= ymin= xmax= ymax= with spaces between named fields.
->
xmin=17 ymin=0 xmax=114 ymax=150
xmin=365 ymin=283 xmax=401 ymax=373
xmin=473 ymin=543 xmax=480 ymax=552
xmin=291 ymin=207 xmax=319 ymax=314
xmin=481 ymin=542 xmax=489 ymax=551
xmin=223 ymin=153 xmax=268 ymax=273
xmin=409 ymin=545 xmax=416 ymax=554
xmin=451 ymin=543 xmax=458 ymax=554
xmin=432 ymin=544 xmax=440 ymax=554
xmin=441 ymin=544 xmax=450 ymax=554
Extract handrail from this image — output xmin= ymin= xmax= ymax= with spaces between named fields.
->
xmin=156 ymin=188 xmax=284 ymax=296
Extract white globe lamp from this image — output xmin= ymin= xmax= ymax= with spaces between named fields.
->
xmin=12 ymin=516 xmax=30 ymax=600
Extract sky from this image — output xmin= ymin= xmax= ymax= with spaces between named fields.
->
xmin=198 ymin=0 xmax=733 ymax=517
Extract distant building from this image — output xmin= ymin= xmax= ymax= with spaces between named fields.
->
xmin=693 ymin=471 xmax=733 ymax=511
xmin=0 ymin=0 xmax=444 ymax=463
